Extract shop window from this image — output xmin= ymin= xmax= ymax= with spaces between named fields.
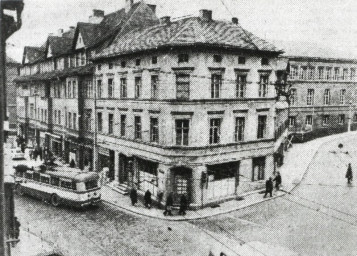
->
xmin=207 ymin=162 xmax=237 ymax=181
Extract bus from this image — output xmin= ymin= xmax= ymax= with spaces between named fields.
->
xmin=15 ymin=166 xmax=101 ymax=208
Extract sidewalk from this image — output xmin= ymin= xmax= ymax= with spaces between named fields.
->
xmin=103 ymin=131 xmax=357 ymax=221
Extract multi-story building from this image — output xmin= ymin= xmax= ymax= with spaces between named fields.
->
xmin=15 ymin=0 xmax=159 ymax=170
xmin=5 ymin=56 xmax=20 ymax=139
xmin=287 ymin=56 xmax=357 ymax=140
xmin=91 ymin=9 xmax=288 ymax=207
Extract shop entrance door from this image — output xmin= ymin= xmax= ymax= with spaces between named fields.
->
xmin=119 ymin=154 xmax=129 ymax=184
xmin=172 ymin=167 xmax=192 ymax=205
xmin=252 ymin=157 xmax=266 ymax=181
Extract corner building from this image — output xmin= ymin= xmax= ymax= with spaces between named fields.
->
xmin=92 ymin=10 xmax=288 ymax=208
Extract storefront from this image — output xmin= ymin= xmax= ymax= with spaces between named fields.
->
xmin=98 ymin=147 xmax=115 ymax=180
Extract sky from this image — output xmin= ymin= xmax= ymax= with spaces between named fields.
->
xmin=5 ymin=0 xmax=357 ymax=62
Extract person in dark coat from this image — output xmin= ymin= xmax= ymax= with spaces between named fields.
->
xmin=70 ymin=159 xmax=76 ymax=168
xmin=273 ymin=172 xmax=282 ymax=190
xmin=178 ymin=194 xmax=188 ymax=215
xmin=144 ymin=190 xmax=152 ymax=209
xmin=264 ymin=177 xmax=273 ymax=198
xmin=38 ymin=147 xmax=43 ymax=161
xmin=346 ymin=163 xmax=353 ymax=184
xmin=14 ymin=217 xmax=20 ymax=239
xmin=130 ymin=187 xmax=138 ymax=206
xmin=163 ymin=192 xmax=174 ymax=216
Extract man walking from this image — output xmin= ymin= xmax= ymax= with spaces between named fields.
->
xmin=273 ymin=172 xmax=282 ymax=191
xmin=264 ymin=177 xmax=273 ymax=198
xmin=130 ymin=187 xmax=138 ymax=206
xmin=144 ymin=190 xmax=152 ymax=209
xmin=163 ymin=192 xmax=174 ymax=216
xmin=346 ymin=163 xmax=353 ymax=184
xmin=178 ymin=194 xmax=188 ymax=215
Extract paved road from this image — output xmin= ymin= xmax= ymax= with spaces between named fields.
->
xmin=191 ymin=135 xmax=357 ymax=256
xmin=15 ymin=195 xmax=222 ymax=256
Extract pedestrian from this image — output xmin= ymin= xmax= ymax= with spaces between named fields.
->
xmin=178 ymin=193 xmax=188 ymax=215
xmin=263 ymin=177 xmax=273 ymax=198
xmin=163 ymin=192 xmax=174 ymax=216
xmin=144 ymin=190 xmax=152 ymax=208
xmin=70 ymin=159 xmax=76 ymax=168
xmin=130 ymin=187 xmax=138 ymax=206
xmin=273 ymin=172 xmax=282 ymax=190
xmin=14 ymin=217 xmax=20 ymax=239
xmin=346 ymin=163 xmax=353 ymax=184
xmin=38 ymin=147 xmax=43 ymax=161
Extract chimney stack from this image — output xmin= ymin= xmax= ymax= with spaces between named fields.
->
xmin=199 ymin=9 xmax=212 ymax=21
xmin=148 ymin=4 xmax=156 ymax=14
xmin=160 ymin=16 xmax=171 ymax=25
xmin=232 ymin=17 xmax=238 ymax=24
xmin=89 ymin=9 xmax=104 ymax=24
xmin=125 ymin=0 xmax=134 ymax=13
xmin=58 ymin=28 xmax=64 ymax=37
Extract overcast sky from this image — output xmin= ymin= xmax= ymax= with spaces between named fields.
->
xmin=6 ymin=0 xmax=357 ymax=62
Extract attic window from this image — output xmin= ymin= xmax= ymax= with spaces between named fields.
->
xmin=109 ymin=63 xmax=113 ymax=69
xmin=178 ymin=54 xmax=189 ymax=63
xmin=97 ymin=64 xmax=102 ymax=71
xmin=238 ymin=56 xmax=246 ymax=64
xmin=261 ymin=58 xmax=269 ymax=66
xmin=136 ymin=59 xmax=141 ymax=66
xmin=213 ymin=55 xmax=222 ymax=63
xmin=121 ymin=61 xmax=126 ymax=68
xmin=152 ymin=56 xmax=157 ymax=64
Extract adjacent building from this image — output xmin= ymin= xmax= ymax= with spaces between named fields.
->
xmin=287 ymin=56 xmax=357 ymax=140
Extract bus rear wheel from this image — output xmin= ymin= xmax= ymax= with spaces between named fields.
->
xmin=50 ymin=194 xmax=60 ymax=207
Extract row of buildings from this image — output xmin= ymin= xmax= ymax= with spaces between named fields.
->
xmin=13 ymin=0 xmax=357 ymax=207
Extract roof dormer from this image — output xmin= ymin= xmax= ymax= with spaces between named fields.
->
xmin=75 ymin=32 xmax=85 ymax=50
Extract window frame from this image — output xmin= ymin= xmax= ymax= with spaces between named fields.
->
xmin=175 ymin=119 xmax=190 ymax=146
xmin=134 ymin=116 xmax=142 ymax=140
xmin=209 ymin=118 xmax=221 ymax=144
xmin=234 ymin=117 xmax=245 ymax=142
xmin=257 ymin=115 xmax=267 ymax=139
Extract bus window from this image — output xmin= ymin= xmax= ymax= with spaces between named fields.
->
xmin=60 ymin=180 xmax=76 ymax=190
xmin=40 ymin=176 xmax=50 ymax=184
xmin=25 ymin=172 xmax=33 ymax=179
xmin=51 ymin=177 xmax=60 ymax=186
xmin=33 ymin=173 xmax=40 ymax=182
xmin=85 ymin=180 xmax=98 ymax=190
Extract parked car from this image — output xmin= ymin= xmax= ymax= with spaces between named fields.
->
xmin=11 ymin=148 xmax=26 ymax=160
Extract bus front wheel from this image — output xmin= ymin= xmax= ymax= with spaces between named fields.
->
xmin=50 ymin=194 xmax=60 ymax=207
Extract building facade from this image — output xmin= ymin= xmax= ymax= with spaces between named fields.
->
xmin=287 ymin=56 xmax=357 ymax=140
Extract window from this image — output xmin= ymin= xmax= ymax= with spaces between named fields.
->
xmin=334 ymin=67 xmax=340 ymax=80
xmin=29 ymin=104 xmax=34 ymax=118
xmin=50 ymin=177 xmax=60 ymax=186
xmin=72 ymin=112 xmax=76 ymax=129
xmin=120 ymin=78 xmax=127 ymax=98
xmin=261 ymin=58 xmax=269 ymax=65
xmin=135 ymin=77 xmax=142 ymax=99
xmin=253 ymin=157 xmax=265 ymax=181
xmin=213 ymin=55 xmax=222 ymax=63
xmin=236 ymin=75 xmax=246 ymax=98
xmin=81 ymin=52 xmax=86 ymax=66
xmin=178 ymin=53 xmax=189 ymax=63
xmin=343 ymin=69 xmax=348 ymax=80
xmin=259 ymin=75 xmax=269 ymax=97
xmin=72 ymin=81 xmax=77 ymax=98
xmin=322 ymin=115 xmax=329 ymax=126
xmin=350 ymin=68 xmax=355 ymax=81
xmin=134 ymin=116 xmax=142 ymax=139
xmin=290 ymin=66 xmax=298 ymax=79
xmin=68 ymin=112 xmax=72 ymax=128
xmin=97 ymin=80 xmax=102 ymax=99
xmin=120 ymin=115 xmax=126 ymax=136
xmin=299 ymin=66 xmax=307 ymax=80
xmin=289 ymin=88 xmax=297 ymax=105
xmin=33 ymin=172 xmax=40 ymax=182
xmin=257 ymin=115 xmax=267 ymax=139
xmin=318 ymin=67 xmax=324 ymax=80
xmin=354 ymin=113 xmax=357 ymax=122
xmin=209 ymin=119 xmax=221 ymax=144
xmin=326 ymin=67 xmax=332 ymax=80
xmin=211 ymin=74 xmax=222 ymax=99
xmin=307 ymin=89 xmax=314 ymax=105
xmin=151 ymin=75 xmax=159 ymax=99
xmin=85 ymin=180 xmax=98 ymax=190
xmin=176 ymin=74 xmax=190 ymax=100
xmin=108 ymin=113 xmax=113 ymax=134
xmin=235 ymin=117 xmax=245 ymax=142
xmin=135 ymin=59 xmax=141 ymax=66
xmin=45 ymin=109 xmax=47 ymax=122
xmin=58 ymin=110 xmax=61 ymax=125
xmin=67 ymin=81 xmax=72 ymax=98
xmin=340 ymin=89 xmax=346 ymax=104
xmin=86 ymin=81 xmax=93 ymax=98
xmin=61 ymin=180 xmax=76 ymax=190
xmin=305 ymin=115 xmax=312 ymax=125
xmin=97 ymin=64 xmax=102 ymax=71
xmin=238 ymin=56 xmax=246 ymax=65
xmin=54 ymin=110 xmax=57 ymax=124
xmin=323 ymin=89 xmax=330 ymax=105
xmin=121 ymin=61 xmax=126 ymax=68
xmin=108 ymin=63 xmax=113 ymax=69
xmin=289 ymin=116 xmax=296 ymax=127
xmin=307 ymin=67 xmax=315 ymax=80
xmin=41 ymin=109 xmax=44 ymax=122
xmin=108 ymin=78 xmax=114 ymax=98
xmin=152 ymin=56 xmax=157 ymax=64
xmin=40 ymin=176 xmax=50 ymax=184
xmin=97 ymin=112 xmax=102 ymax=132
xmin=84 ymin=109 xmax=92 ymax=131
xmin=150 ymin=118 xmax=159 ymax=143
xmin=338 ymin=114 xmax=345 ymax=124
xmin=176 ymin=119 xmax=189 ymax=146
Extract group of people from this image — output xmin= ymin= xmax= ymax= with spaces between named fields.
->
xmin=129 ymin=188 xmax=188 ymax=216
xmin=263 ymin=171 xmax=282 ymax=198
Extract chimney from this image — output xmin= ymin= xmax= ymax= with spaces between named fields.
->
xmin=125 ymin=0 xmax=134 ymax=13
xmin=89 ymin=9 xmax=104 ymax=24
xmin=160 ymin=16 xmax=171 ymax=25
xmin=199 ymin=9 xmax=212 ymax=21
xmin=58 ymin=28 xmax=64 ymax=37
xmin=232 ymin=17 xmax=238 ymax=24
xmin=148 ymin=4 xmax=156 ymax=14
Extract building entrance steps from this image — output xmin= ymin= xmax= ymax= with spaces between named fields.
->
xmin=101 ymin=131 xmax=357 ymax=221
xmin=107 ymin=181 xmax=129 ymax=195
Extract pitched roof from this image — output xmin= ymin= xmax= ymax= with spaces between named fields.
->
xmin=75 ymin=22 xmax=112 ymax=48
xmin=23 ymin=46 xmax=46 ymax=64
xmin=101 ymin=2 xmax=141 ymax=27
xmin=47 ymin=35 xmax=73 ymax=56
xmin=6 ymin=56 xmax=19 ymax=64
xmin=94 ymin=17 xmax=283 ymax=59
